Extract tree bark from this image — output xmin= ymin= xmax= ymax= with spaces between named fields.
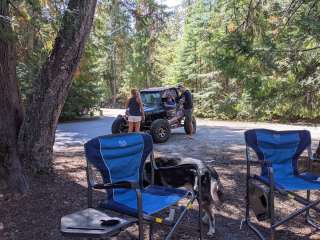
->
xmin=18 ymin=0 xmax=97 ymax=172
xmin=111 ymin=45 xmax=117 ymax=107
xmin=110 ymin=0 xmax=118 ymax=107
xmin=0 ymin=1 xmax=27 ymax=193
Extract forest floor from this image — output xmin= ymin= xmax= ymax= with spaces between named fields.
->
xmin=2 ymin=109 xmax=320 ymax=240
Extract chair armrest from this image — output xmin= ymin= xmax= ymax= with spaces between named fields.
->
xmin=93 ymin=181 xmax=140 ymax=190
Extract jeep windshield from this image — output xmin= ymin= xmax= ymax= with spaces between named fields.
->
xmin=140 ymin=92 xmax=161 ymax=106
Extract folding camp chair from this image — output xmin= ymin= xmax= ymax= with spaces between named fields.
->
xmin=242 ymin=129 xmax=320 ymax=240
xmin=84 ymin=133 xmax=203 ymax=240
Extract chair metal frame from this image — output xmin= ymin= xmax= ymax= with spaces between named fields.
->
xmin=242 ymin=130 xmax=320 ymax=240
xmin=86 ymin=143 xmax=204 ymax=240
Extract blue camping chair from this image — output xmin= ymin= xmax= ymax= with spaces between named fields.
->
xmin=84 ymin=133 xmax=203 ymax=240
xmin=242 ymin=129 xmax=320 ymax=240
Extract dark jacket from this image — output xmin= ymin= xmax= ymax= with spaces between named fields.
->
xmin=178 ymin=90 xmax=193 ymax=110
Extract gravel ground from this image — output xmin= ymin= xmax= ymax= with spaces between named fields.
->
xmin=2 ymin=109 xmax=320 ymax=240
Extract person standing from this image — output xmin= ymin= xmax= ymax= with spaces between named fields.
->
xmin=125 ymin=89 xmax=144 ymax=132
xmin=177 ymin=84 xmax=194 ymax=138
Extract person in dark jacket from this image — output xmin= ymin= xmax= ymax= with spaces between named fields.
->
xmin=125 ymin=89 xmax=144 ymax=132
xmin=177 ymin=84 xmax=194 ymax=138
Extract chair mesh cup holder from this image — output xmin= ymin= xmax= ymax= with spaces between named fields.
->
xmin=249 ymin=180 xmax=270 ymax=221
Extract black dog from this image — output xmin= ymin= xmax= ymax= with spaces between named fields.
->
xmin=144 ymin=156 xmax=224 ymax=236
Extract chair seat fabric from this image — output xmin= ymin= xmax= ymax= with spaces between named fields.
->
xmin=257 ymin=172 xmax=320 ymax=191
xmin=100 ymin=185 xmax=188 ymax=215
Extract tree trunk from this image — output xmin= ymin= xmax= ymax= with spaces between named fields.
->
xmin=111 ymin=47 xmax=117 ymax=107
xmin=0 ymin=1 xmax=27 ymax=193
xmin=18 ymin=0 xmax=97 ymax=172
xmin=110 ymin=0 xmax=118 ymax=107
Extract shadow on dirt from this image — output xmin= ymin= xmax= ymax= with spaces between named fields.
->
xmin=3 ymin=121 xmax=320 ymax=239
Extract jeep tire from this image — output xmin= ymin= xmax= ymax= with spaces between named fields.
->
xmin=150 ymin=119 xmax=170 ymax=143
xmin=184 ymin=116 xmax=196 ymax=135
xmin=112 ymin=116 xmax=128 ymax=134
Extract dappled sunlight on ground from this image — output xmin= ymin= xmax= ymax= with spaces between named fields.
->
xmin=53 ymin=110 xmax=320 ymax=239
xmin=3 ymin=110 xmax=320 ymax=239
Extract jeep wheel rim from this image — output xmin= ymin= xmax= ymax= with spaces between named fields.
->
xmin=158 ymin=127 xmax=167 ymax=138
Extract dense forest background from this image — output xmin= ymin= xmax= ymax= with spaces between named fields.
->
xmin=16 ymin=0 xmax=320 ymax=121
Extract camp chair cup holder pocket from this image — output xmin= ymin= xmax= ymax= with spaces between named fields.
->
xmin=242 ymin=129 xmax=320 ymax=240
xmin=84 ymin=133 xmax=204 ymax=240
